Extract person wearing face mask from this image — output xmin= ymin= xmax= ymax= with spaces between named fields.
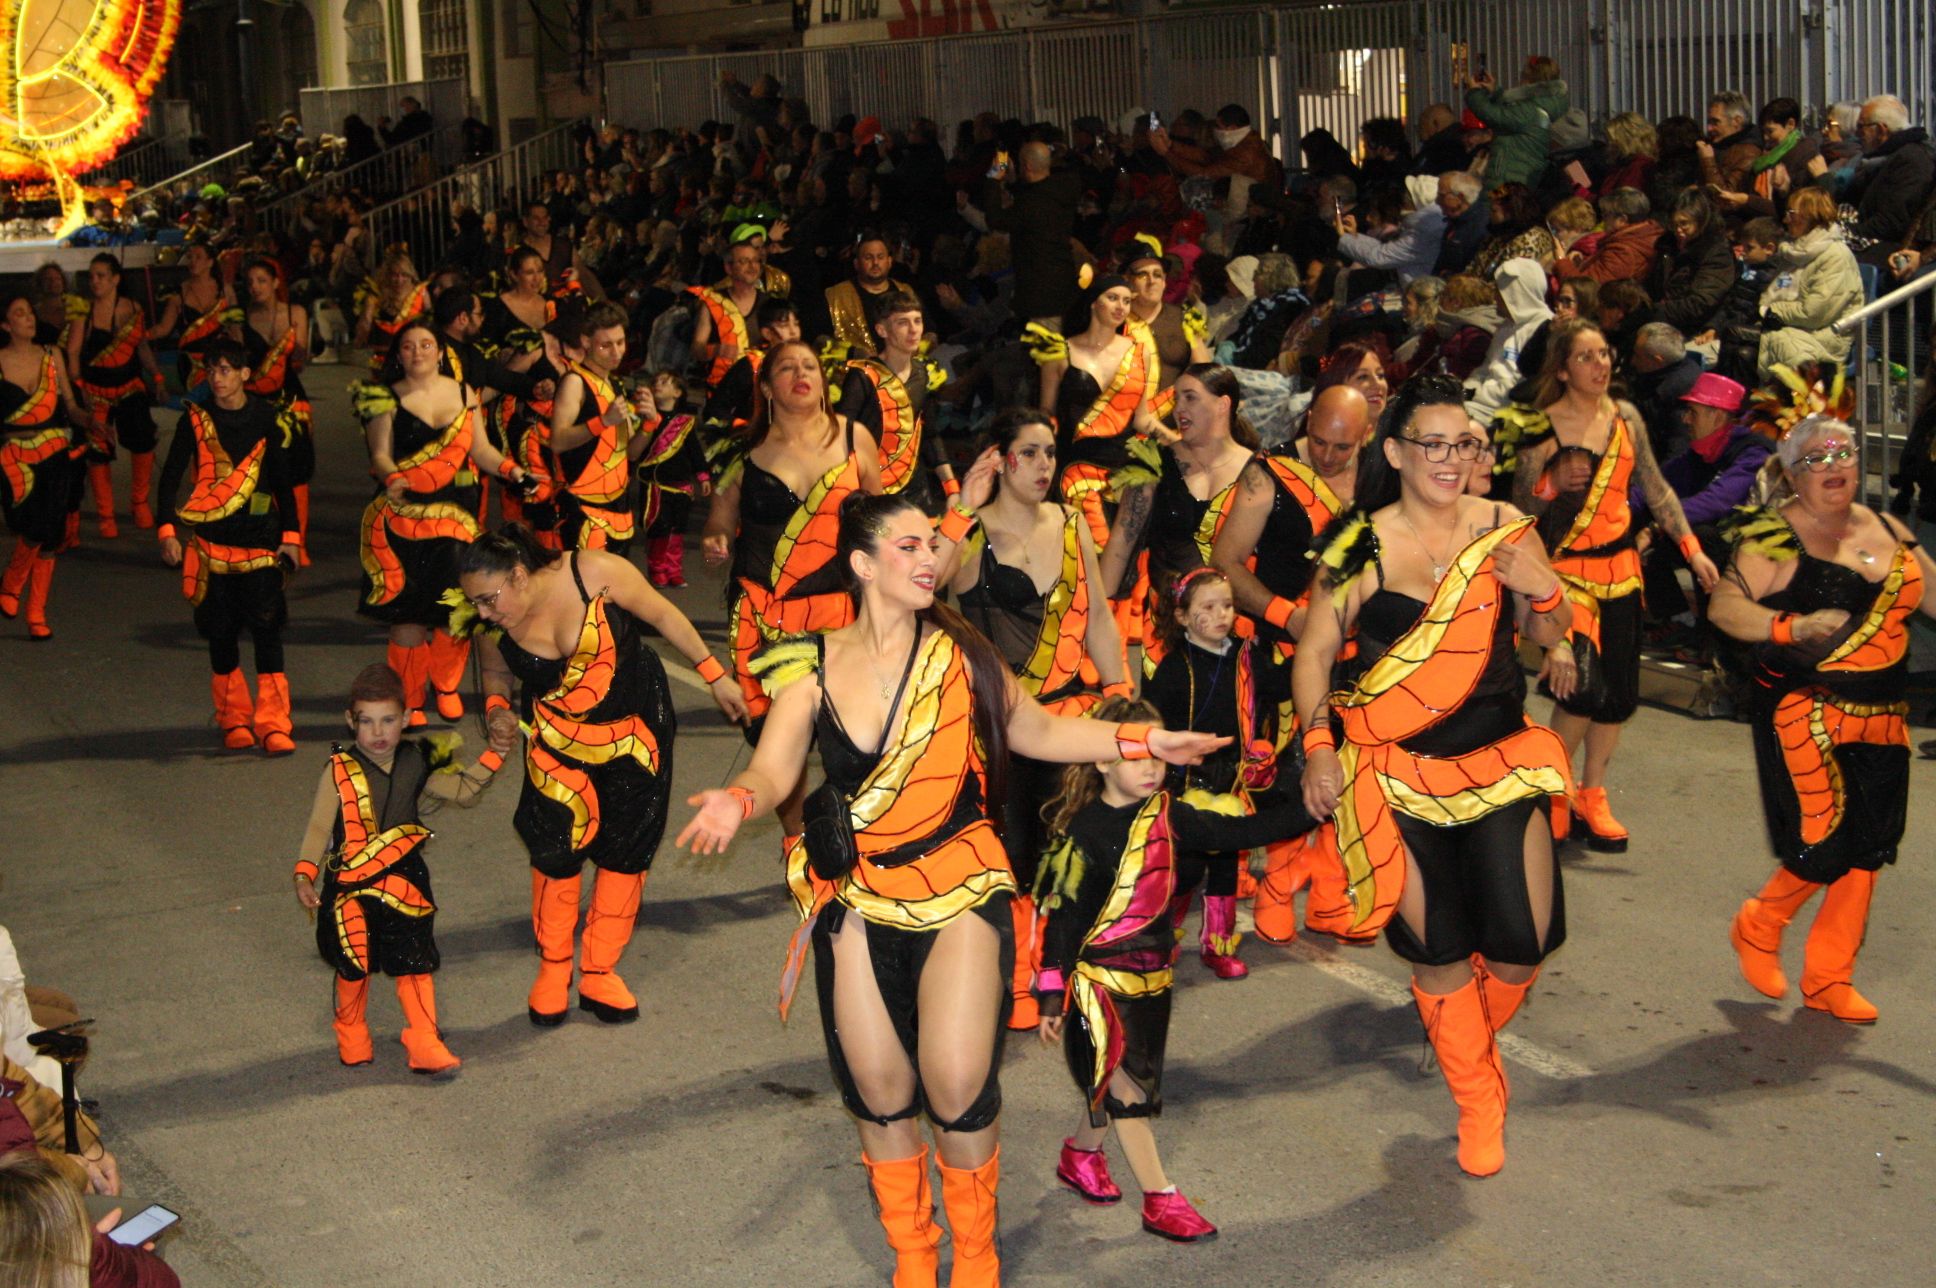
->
xmin=837 ymin=293 xmax=957 ymax=513
xmin=675 ymin=490 xmax=1226 ymax=1288
xmin=1295 ymin=376 xmax=1573 ymax=1177
xmin=1711 ymin=411 xmax=1936 ymax=1024
xmin=1150 ymin=104 xmax=1278 ymax=250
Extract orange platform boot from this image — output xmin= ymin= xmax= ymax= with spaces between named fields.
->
xmin=397 ymin=974 xmax=462 ymax=1074
xmin=1730 ymin=867 xmax=1817 ymax=999
xmin=427 ymin=628 xmax=470 ymax=720
xmin=1800 ymin=869 xmax=1879 ymax=1023
xmin=212 ymin=670 xmax=255 ymax=749
xmin=255 ymin=672 xmax=295 ymax=756
xmin=528 ymin=872 xmax=581 ymax=1026
xmin=938 ymin=1147 xmax=1002 ymax=1288
xmin=86 ymin=463 xmax=117 ymax=537
xmin=1252 ymin=836 xmax=1310 ymax=944
xmin=578 ymin=870 xmax=644 ymax=1023
xmin=864 ymin=1148 xmax=943 ymax=1288
xmin=22 ymin=554 xmax=54 ymax=640
xmin=333 ymin=976 xmax=373 ymax=1066
xmin=1413 ymin=975 xmax=1508 ymax=1177
xmin=1571 ymin=786 xmax=1628 ymax=853
xmin=0 ymin=540 xmax=34 ymax=619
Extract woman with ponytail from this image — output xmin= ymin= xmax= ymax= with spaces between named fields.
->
xmin=1294 ymin=376 xmax=1573 ymax=1178
xmin=677 ymin=491 xmax=1225 ymax=1288
xmin=459 ymin=523 xmax=748 ymax=1029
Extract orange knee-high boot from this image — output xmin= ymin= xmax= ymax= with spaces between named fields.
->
xmin=579 ymin=869 xmax=644 ymax=1023
xmin=212 ymin=670 xmax=255 ymax=749
xmin=1302 ymin=824 xmax=1376 ymax=942
xmin=396 ymin=974 xmax=462 ymax=1074
xmin=1730 ymin=867 xmax=1819 ymax=999
xmin=293 ymin=483 xmax=311 ymax=565
xmin=23 ymin=554 xmax=54 ymax=640
xmin=255 ymin=672 xmax=295 ymax=755
xmin=1801 ymin=868 xmax=1879 ymax=1023
xmin=334 ymin=976 xmax=373 ymax=1066
xmin=426 ymin=628 xmax=470 ymax=720
xmin=396 ymin=641 xmax=430 ymax=727
xmin=0 ymin=539 xmax=35 ymax=617
xmin=937 ymin=1147 xmax=1001 ymax=1288
xmin=1413 ymin=976 xmax=1508 ymax=1177
xmin=129 ymin=451 xmax=154 ymax=528
xmin=864 ymin=1148 xmax=943 ymax=1288
xmin=1472 ymin=958 xmax=1539 ymax=1033
xmin=1006 ymin=894 xmax=1041 ymax=1031
xmin=1252 ymin=836 xmax=1313 ymax=943
xmin=528 ymin=871 xmax=581 ymax=1026
xmin=86 ymin=463 xmax=117 ymax=536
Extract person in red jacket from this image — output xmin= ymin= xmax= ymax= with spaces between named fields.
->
xmin=1555 ymin=188 xmax=1663 ymax=284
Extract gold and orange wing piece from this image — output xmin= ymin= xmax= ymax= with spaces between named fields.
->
xmin=1819 ymin=548 xmax=1923 ymax=673
xmin=1013 ymin=508 xmax=1093 ymax=702
xmin=1772 ymin=692 xmax=1908 ymax=847
xmin=176 ymin=404 xmax=263 ymax=525
xmin=325 ymin=752 xmax=433 ymax=972
xmin=1331 ymin=517 xmax=1571 ymax=932
xmin=0 ymin=0 xmax=182 ymax=230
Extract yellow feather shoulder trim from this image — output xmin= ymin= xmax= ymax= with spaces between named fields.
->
xmin=748 ymin=635 xmax=821 ymax=698
xmin=1022 ymin=322 xmax=1069 ymax=367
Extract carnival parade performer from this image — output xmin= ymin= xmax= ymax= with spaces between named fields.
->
xmin=675 ymin=491 xmax=1226 ymax=1288
xmin=0 ymin=293 xmax=91 ymax=641
xmin=548 ymin=303 xmax=658 ymax=554
xmin=154 ymin=338 xmax=303 ymax=754
xmin=152 ymin=240 xmax=235 ymax=399
xmin=699 ymin=297 xmax=799 ymax=439
xmin=688 ymin=238 xmax=765 ymax=390
xmin=1295 ymin=377 xmax=1574 ymax=1177
xmin=637 ymin=370 xmax=710 ymax=589
xmin=356 ymin=249 xmax=430 ymax=376
xmin=1513 ymin=319 xmax=1719 ymax=851
xmin=951 ymin=407 xmax=1130 ymax=1029
xmin=1120 ymin=236 xmax=1211 ymax=421
xmin=836 ymin=290 xmax=958 ymax=511
xmin=1711 ymin=412 xmax=1935 ymax=1024
xmin=462 ymin=527 xmax=748 ymax=1027
xmin=354 ymin=320 xmax=528 ymax=727
xmin=67 ymin=253 xmax=165 ymax=537
xmin=290 ymin=663 xmax=506 ymax=1074
xmin=236 ymin=259 xmax=315 ymax=563
xmin=1035 ymin=696 xmax=1312 ymax=1242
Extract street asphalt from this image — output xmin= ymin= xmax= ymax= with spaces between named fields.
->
xmin=2 ymin=371 xmax=1931 ymax=1287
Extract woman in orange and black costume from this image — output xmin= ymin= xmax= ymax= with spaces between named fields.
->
xmin=481 ymin=253 xmax=572 ymax=542
xmin=1712 ymin=413 xmax=1936 ymax=1025
xmin=462 ymin=527 xmax=748 ymax=1027
xmin=235 ymin=259 xmax=316 ymax=562
xmin=951 ymin=406 xmax=1131 ymax=1029
xmin=1 ymin=293 xmax=91 ymax=641
xmin=1295 ymin=377 xmax=1573 ymax=1179
xmin=67 ymin=253 xmax=165 ymax=537
xmin=677 ymin=492 xmax=1225 ymax=1288
xmin=353 ymin=320 xmax=528 ymax=726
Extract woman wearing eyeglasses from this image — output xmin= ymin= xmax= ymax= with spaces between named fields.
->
xmin=1512 ymin=319 xmax=1719 ymax=852
xmin=1710 ymin=412 xmax=1936 ymax=1024
xmin=1294 ymin=376 xmax=1573 ymax=1176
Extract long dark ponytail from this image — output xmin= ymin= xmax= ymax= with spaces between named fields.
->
xmin=836 ymin=491 xmax=1014 ymax=825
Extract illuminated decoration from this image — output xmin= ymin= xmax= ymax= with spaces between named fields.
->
xmin=0 ymin=0 xmax=182 ymax=236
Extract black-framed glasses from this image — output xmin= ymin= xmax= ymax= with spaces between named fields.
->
xmin=1401 ymin=436 xmax=1488 ymax=462
xmin=1796 ymin=446 xmax=1856 ymax=472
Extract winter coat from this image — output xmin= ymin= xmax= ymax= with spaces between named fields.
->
xmin=1337 ymin=204 xmax=1447 ymax=284
xmin=1556 ymin=218 xmax=1663 ymax=284
xmin=1464 ymin=259 xmax=1553 ymax=421
xmin=1845 ymin=126 xmax=1936 ymax=248
xmin=1698 ymin=127 xmax=1761 ymax=197
xmin=1646 ymin=226 xmax=1738 ymax=332
xmin=1755 ymin=226 xmax=1864 ymax=370
xmin=1465 ymin=79 xmax=1570 ymax=189
xmin=1434 ymin=199 xmax=1492 ymax=275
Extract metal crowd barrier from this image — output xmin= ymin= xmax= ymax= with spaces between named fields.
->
xmin=361 ymin=124 xmax=578 ymax=270
xmin=255 ymin=124 xmax=467 ymax=241
xmin=1834 ymin=268 xmax=1936 ymax=508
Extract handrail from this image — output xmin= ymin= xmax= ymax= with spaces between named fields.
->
xmin=361 ymin=124 xmax=579 ymax=269
xmin=254 ymin=123 xmax=466 ymax=235
xmin=1833 ymin=265 xmax=1936 ymax=334
xmin=127 ymin=142 xmax=252 ymax=208
xmin=82 ymin=134 xmax=177 ymax=184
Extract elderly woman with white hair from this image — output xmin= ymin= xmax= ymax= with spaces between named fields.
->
xmin=1756 ymin=187 xmax=1864 ymax=378
xmin=1712 ymin=411 xmax=1936 ymax=1024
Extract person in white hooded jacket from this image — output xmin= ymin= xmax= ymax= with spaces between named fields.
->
xmin=1755 ymin=187 xmax=1865 ymax=378
xmin=1464 ymin=257 xmax=1554 ymax=422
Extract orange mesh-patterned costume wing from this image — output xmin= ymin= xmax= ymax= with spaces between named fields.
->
xmin=847 ymin=357 xmax=925 ymax=494
xmin=523 ymin=593 xmax=661 ymax=852
xmin=689 ymin=286 xmax=752 ymax=388
xmin=1059 ymin=340 xmax=1151 ymax=552
xmin=74 ymin=306 xmax=148 ymax=403
xmin=1 ymin=352 xmax=68 ymax=508
xmin=775 ymin=630 xmax=1013 ymax=1016
xmin=1547 ymin=416 xmax=1642 ymax=657
xmin=1329 ymin=517 xmax=1572 ymax=932
xmin=557 ymin=362 xmax=646 ymax=549
xmin=173 ymin=402 xmax=273 ymax=604
xmin=964 ymin=506 xmax=1100 ymax=714
xmin=367 ymin=282 xmax=430 ymax=373
xmin=358 ymin=404 xmax=480 ymax=608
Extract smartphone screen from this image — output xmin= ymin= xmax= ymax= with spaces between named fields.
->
xmin=108 ymin=1205 xmax=180 ymax=1246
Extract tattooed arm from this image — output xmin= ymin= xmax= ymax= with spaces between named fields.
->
xmin=1097 ymin=480 xmax=1155 ymax=600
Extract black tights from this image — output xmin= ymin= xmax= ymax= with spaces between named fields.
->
xmin=1386 ymin=799 xmax=1564 ymax=968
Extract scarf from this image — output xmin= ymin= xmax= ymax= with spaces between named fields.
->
xmin=1750 ymin=129 xmax=1801 ymax=174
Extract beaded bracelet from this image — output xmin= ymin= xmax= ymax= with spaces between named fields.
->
xmin=1769 ymin=612 xmax=1797 ymax=646
xmin=695 ymin=655 xmax=728 ymax=685
xmin=1115 ymin=722 xmax=1154 ymax=760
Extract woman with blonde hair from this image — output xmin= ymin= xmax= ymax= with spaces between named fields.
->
xmin=1756 ymin=187 xmax=1863 ymax=378
xmin=1599 ymin=112 xmax=1658 ymax=196
xmin=0 ymin=1152 xmax=177 ymax=1287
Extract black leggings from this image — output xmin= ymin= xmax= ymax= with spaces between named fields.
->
xmin=1174 ymin=849 xmax=1240 ymax=900
xmin=1385 ymin=799 xmax=1565 ymax=968
xmin=196 ymin=567 xmax=287 ymax=674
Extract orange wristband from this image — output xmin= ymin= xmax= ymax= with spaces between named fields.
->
xmin=1302 ymin=725 xmax=1336 ymax=756
xmin=938 ymin=506 xmax=976 ymax=543
xmin=1102 ymin=681 xmax=1135 ymax=700
xmin=727 ymin=785 xmax=757 ymax=819
xmin=941 ymin=476 xmax=961 ymax=497
xmin=475 ymin=750 xmax=504 ymax=773
xmin=1769 ymin=612 xmax=1796 ymax=646
xmin=485 ymin=694 xmax=512 ymax=715
xmin=1679 ymin=532 xmax=1703 ymax=562
xmin=1530 ymin=580 xmax=1565 ymax=614
xmin=156 ymin=523 xmax=177 ymax=541
xmin=695 ymin=655 xmax=727 ymax=684
xmin=1115 ymin=722 xmax=1154 ymax=760
xmin=293 ymin=858 xmax=319 ymax=882
xmin=1264 ymin=596 xmax=1295 ymax=629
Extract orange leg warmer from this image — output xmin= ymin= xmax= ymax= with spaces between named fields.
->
xmin=1730 ymin=867 xmax=1818 ymax=999
xmin=397 ymin=974 xmax=462 ymax=1074
xmin=864 ymin=1148 xmax=943 ymax=1288
xmin=333 ymin=976 xmax=373 ymax=1066
xmin=937 ymin=1147 xmax=1001 ymax=1288
xmin=212 ymin=669 xmax=255 ymax=749
xmin=579 ymin=869 xmax=644 ymax=1022
xmin=528 ymin=872 xmax=582 ymax=1025
xmin=1800 ymin=868 xmax=1878 ymax=1023
xmin=129 ymin=451 xmax=154 ymax=528
xmin=255 ymin=672 xmax=294 ymax=755
xmin=427 ymin=628 xmax=470 ymax=720
xmin=1413 ymin=975 xmax=1507 ymax=1177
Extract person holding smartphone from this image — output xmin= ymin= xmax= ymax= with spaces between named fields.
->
xmin=0 ymin=1154 xmax=178 ymax=1287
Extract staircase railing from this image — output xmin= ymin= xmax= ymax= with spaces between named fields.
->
xmin=255 ymin=124 xmax=467 ymax=240
xmin=84 ymin=135 xmax=189 ymax=190
xmin=126 ymin=142 xmax=252 ymax=211
xmin=1832 ymin=266 xmax=1936 ymax=509
xmin=362 ymin=124 xmax=579 ymax=271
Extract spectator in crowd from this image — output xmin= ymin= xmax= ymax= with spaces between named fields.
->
xmin=1557 ymin=186 xmax=1663 ymax=283
xmin=1336 ymin=176 xmax=1446 ymax=285
xmin=1701 ymin=216 xmax=1785 ymax=379
xmin=1815 ymin=100 xmax=1865 ymax=178
xmin=1433 ymin=170 xmax=1489 ymax=274
xmin=1596 ymin=278 xmax=1660 ymax=369
xmin=1649 ymin=115 xmax=1705 ymax=215
xmin=720 ymin=71 xmax=784 ymax=150
xmin=1626 ymin=321 xmax=1704 ymax=461
xmin=1425 ymin=272 xmax=1503 ymax=382
xmin=1391 ymin=274 xmax=1446 ymax=375
xmin=1358 ymin=116 xmax=1414 ymax=191
xmin=1646 ymin=186 xmax=1738 ymax=335
xmin=1757 ymin=186 xmax=1865 ymax=376
xmin=1842 ymin=94 xmax=1936 ymax=259
xmin=381 ymin=96 xmax=434 ymax=149
xmin=974 ymin=141 xmax=1080 ymax=326
xmin=341 ymin=115 xmax=381 ymax=167
xmin=1696 ymin=91 xmax=1760 ymax=199
xmin=0 ymin=1153 xmax=177 ymax=1288
xmin=1468 ymin=182 xmax=1558 ymax=282
xmin=1153 ymin=104 xmax=1278 ymax=250
xmin=1598 ymin=112 xmax=1658 ymax=197
xmin=1718 ymin=97 xmax=1819 ymax=222
xmin=1463 ymin=55 xmax=1570 ymax=189
xmin=1464 ymin=257 xmax=1552 ymax=421
xmin=1412 ymin=102 xmax=1472 ymax=175
xmin=1655 ymin=372 xmax=1769 ymax=530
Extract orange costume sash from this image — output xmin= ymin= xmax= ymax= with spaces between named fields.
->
xmin=1258 ymin=455 xmax=1342 ymax=659
xmin=847 ymin=357 xmax=923 ymax=494
xmin=777 ymin=629 xmax=1014 ymax=1016
xmin=561 ymin=362 xmax=645 ymax=547
xmin=359 ymin=405 xmax=481 ymax=607
xmin=176 ymin=299 xmax=230 ymax=389
xmin=1771 ymin=547 xmax=1922 ymax=847
xmin=324 ymin=751 xmax=434 ymax=973
xmin=1060 ymin=339 xmax=1152 ymax=552
xmin=732 ymin=451 xmax=862 ymax=718
xmin=689 ymin=286 xmax=752 ymax=388
xmin=175 ymin=402 xmax=275 ymax=604
xmin=1548 ymin=416 xmax=1643 ymax=654
xmin=1329 ymin=518 xmax=1572 ymax=933
xmin=1 ymin=353 xmax=67 ymax=505
xmin=77 ymin=307 xmax=147 ymax=402
xmin=368 ymin=283 xmax=431 ymax=372
xmin=963 ymin=505 xmax=1098 ymax=714
xmin=524 ymin=593 xmax=662 ymax=851
xmin=1127 ymin=317 xmax=1174 ymax=421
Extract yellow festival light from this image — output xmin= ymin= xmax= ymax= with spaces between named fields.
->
xmin=0 ymin=0 xmax=182 ymax=236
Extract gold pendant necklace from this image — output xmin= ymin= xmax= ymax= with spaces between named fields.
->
xmin=1399 ymin=509 xmax=1454 ymax=581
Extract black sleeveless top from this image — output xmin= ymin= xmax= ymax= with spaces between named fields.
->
xmin=813 ymin=630 xmax=923 ymax=796
xmin=731 ymin=421 xmax=857 ymax=601
xmin=1758 ymin=553 xmax=1908 ymax=705
xmin=1144 ymin=449 xmax=1216 ymax=586
xmin=957 ymin=535 xmax=1052 ymax=675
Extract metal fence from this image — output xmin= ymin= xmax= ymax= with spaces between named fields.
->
xmin=361 ymin=124 xmax=578 ymax=270
xmin=601 ymin=1 xmax=1936 ymax=163
xmin=298 ymin=78 xmax=470 ymax=143
xmin=255 ymin=124 xmax=467 ymax=241
xmin=1834 ymin=271 xmax=1936 ymax=508
xmin=82 ymin=134 xmax=194 ymax=190
xmin=125 ymin=143 xmax=252 ymax=211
